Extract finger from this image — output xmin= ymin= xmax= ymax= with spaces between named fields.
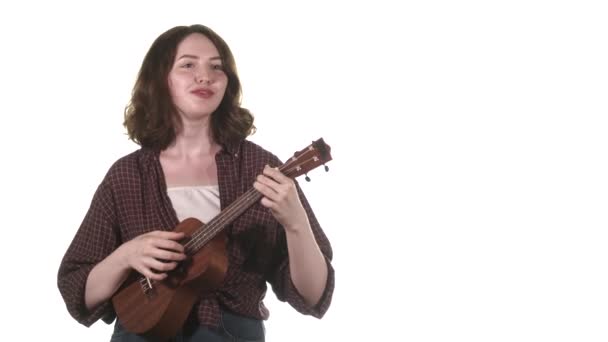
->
xmin=261 ymin=167 xmax=296 ymax=198
xmin=153 ymin=239 xmax=186 ymax=253
xmin=142 ymin=258 xmax=178 ymax=274
xmin=148 ymin=231 xmax=186 ymax=240
xmin=150 ymin=259 xmax=179 ymax=272
xmin=259 ymin=197 xmax=277 ymax=211
xmin=262 ymin=165 xmax=290 ymax=183
xmin=255 ymin=174 xmax=279 ymax=190
xmin=136 ymin=259 xmax=168 ymax=280
xmin=144 ymin=272 xmax=166 ymax=281
xmin=253 ymin=180 xmax=279 ymax=202
xmin=150 ymin=249 xmax=186 ymax=262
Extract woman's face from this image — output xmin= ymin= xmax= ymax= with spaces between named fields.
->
xmin=168 ymin=33 xmax=228 ymax=123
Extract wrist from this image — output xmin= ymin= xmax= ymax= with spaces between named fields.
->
xmin=112 ymin=243 xmax=132 ymax=273
xmin=283 ymin=214 xmax=311 ymax=233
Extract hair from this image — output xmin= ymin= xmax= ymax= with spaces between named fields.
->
xmin=123 ymin=24 xmax=255 ymax=150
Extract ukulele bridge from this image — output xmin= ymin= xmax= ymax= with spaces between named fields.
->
xmin=139 ymin=276 xmax=156 ymax=297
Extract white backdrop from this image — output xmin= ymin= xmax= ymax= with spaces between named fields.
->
xmin=1 ymin=1 xmax=607 ymax=341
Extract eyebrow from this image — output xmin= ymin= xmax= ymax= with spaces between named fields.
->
xmin=177 ymin=54 xmax=222 ymax=61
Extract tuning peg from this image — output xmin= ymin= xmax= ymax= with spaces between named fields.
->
xmin=324 ymin=164 xmax=329 ymax=172
xmin=305 ymin=174 xmax=311 ymax=182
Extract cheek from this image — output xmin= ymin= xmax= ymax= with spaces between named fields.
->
xmin=167 ymin=77 xmax=177 ymax=97
xmin=168 ymin=76 xmax=186 ymax=102
xmin=217 ymin=77 xmax=229 ymax=96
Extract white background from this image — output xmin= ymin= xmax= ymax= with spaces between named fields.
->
xmin=1 ymin=1 xmax=607 ymax=341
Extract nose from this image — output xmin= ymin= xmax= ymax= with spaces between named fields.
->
xmin=196 ymin=71 xmax=211 ymax=85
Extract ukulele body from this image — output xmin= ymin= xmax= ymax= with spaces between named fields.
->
xmin=112 ymin=218 xmax=228 ymax=340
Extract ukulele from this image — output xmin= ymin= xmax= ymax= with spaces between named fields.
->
xmin=111 ymin=138 xmax=332 ymax=339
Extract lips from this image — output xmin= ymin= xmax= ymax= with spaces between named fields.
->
xmin=191 ymin=88 xmax=214 ymax=98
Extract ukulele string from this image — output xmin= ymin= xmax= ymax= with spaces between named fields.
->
xmin=186 ymin=188 xmax=260 ymax=251
xmin=184 ymin=159 xmax=307 ymax=251
xmin=138 ymin=157 xmax=313 ymax=291
xmin=138 ymin=189 xmax=262 ymax=292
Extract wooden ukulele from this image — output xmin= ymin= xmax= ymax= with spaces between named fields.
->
xmin=111 ymin=138 xmax=332 ymax=339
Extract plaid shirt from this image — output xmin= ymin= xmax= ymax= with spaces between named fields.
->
xmin=57 ymin=140 xmax=334 ymax=329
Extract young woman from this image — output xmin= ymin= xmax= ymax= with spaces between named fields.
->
xmin=58 ymin=24 xmax=334 ymax=342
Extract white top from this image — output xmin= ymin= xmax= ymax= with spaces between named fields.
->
xmin=166 ymin=185 xmax=221 ymax=223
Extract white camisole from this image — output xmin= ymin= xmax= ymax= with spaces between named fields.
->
xmin=166 ymin=185 xmax=221 ymax=223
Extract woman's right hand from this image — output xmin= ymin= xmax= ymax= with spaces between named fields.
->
xmin=118 ymin=230 xmax=187 ymax=280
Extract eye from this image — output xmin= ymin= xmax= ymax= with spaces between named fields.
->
xmin=181 ymin=62 xmax=195 ymax=68
xmin=212 ymin=64 xmax=224 ymax=71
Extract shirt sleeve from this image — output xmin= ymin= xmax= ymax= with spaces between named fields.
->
xmin=57 ymin=176 xmax=119 ymax=326
xmin=267 ymin=182 xmax=335 ymax=318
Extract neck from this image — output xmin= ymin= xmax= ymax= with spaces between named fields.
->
xmin=164 ymin=117 xmax=219 ymax=159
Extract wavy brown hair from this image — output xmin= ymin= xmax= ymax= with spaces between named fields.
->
xmin=123 ymin=24 xmax=255 ymax=150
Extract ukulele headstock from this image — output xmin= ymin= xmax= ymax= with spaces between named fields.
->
xmin=279 ymin=138 xmax=332 ymax=180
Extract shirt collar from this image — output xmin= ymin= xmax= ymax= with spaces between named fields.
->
xmin=220 ymin=139 xmax=242 ymax=158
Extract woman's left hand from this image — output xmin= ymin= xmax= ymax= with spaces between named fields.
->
xmin=253 ymin=165 xmax=308 ymax=232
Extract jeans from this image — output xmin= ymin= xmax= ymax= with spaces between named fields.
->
xmin=110 ymin=310 xmax=265 ymax=342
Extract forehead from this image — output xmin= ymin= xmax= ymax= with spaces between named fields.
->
xmin=175 ymin=33 xmax=220 ymax=57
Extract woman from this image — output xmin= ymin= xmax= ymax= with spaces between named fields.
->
xmin=58 ymin=24 xmax=334 ymax=342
